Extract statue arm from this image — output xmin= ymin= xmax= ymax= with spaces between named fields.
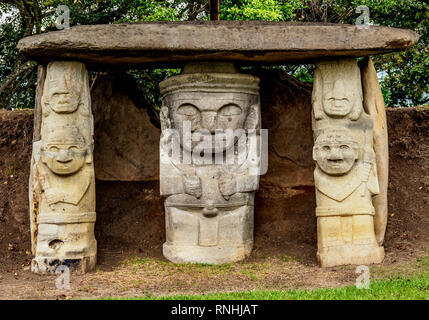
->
xmin=234 ymin=174 xmax=259 ymax=193
xmin=160 ymin=174 xmax=185 ymax=196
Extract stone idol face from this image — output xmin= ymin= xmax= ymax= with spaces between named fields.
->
xmin=313 ymin=129 xmax=359 ymax=176
xmin=30 ymin=61 xmax=96 ymax=274
xmin=159 ymin=63 xmax=261 ymax=264
xmin=41 ymin=125 xmax=88 ymax=176
xmin=312 ymin=58 xmax=384 ymax=267
xmin=42 ymin=62 xmax=88 ymax=114
xmin=313 ymin=59 xmax=363 ymax=121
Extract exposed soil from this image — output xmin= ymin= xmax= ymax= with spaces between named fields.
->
xmin=0 ymin=106 xmax=428 ymax=299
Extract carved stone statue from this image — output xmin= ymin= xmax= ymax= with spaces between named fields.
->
xmin=30 ymin=61 xmax=96 ymax=273
xmin=159 ymin=62 xmax=261 ymax=264
xmin=312 ymin=58 xmax=385 ymax=267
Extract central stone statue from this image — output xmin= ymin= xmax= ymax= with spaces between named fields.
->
xmin=159 ymin=63 xmax=261 ymax=264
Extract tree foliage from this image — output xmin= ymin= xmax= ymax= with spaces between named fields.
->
xmin=0 ymin=0 xmax=427 ymax=110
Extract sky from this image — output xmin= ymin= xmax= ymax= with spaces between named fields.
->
xmin=0 ymin=6 xmax=17 ymax=24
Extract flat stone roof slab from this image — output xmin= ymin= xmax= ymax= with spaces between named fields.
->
xmin=17 ymin=21 xmax=419 ymax=67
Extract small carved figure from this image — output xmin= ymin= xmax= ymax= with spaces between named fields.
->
xmin=312 ymin=59 xmax=363 ymax=121
xmin=313 ymin=128 xmax=379 ymax=213
xmin=313 ymin=128 xmax=384 ymax=266
xmin=39 ymin=125 xmax=94 ymax=212
xmin=42 ymin=61 xmax=91 ymax=116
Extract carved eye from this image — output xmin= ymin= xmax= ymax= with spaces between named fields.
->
xmin=340 ymin=145 xmax=350 ymax=150
xmin=176 ymin=104 xmax=199 ymax=116
xmin=219 ymin=104 xmax=242 ymax=116
xmin=49 ymin=146 xmax=59 ymax=153
xmin=68 ymin=146 xmax=79 ymax=152
xmin=322 ymin=145 xmax=331 ymax=151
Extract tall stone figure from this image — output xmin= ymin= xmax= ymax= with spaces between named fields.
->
xmin=312 ymin=58 xmax=385 ymax=267
xmin=159 ymin=63 xmax=261 ymax=264
xmin=29 ymin=61 xmax=96 ymax=273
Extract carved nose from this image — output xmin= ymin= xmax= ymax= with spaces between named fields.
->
xmin=328 ymin=148 xmax=343 ymax=161
xmin=200 ymin=112 xmax=217 ymax=133
xmin=57 ymin=149 xmax=72 ymax=163
xmin=57 ymin=93 xmax=70 ymax=104
xmin=332 ymin=79 xmax=345 ymax=98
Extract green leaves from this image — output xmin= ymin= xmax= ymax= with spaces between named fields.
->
xmin=0 ymin=0 xmax=427 ymax=109
xmin=221 ymin=0 xmax=300 ymax=21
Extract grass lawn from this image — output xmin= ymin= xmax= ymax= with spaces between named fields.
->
xmin=106 ymin=272 xmax=428 ymax=300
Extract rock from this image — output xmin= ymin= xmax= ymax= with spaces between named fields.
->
xmin=359 ymin=57 xmax=389 ymax=245
xmin=91 ymin=73 xmax=160 ymax=181
xmin=17 ymin=22 xmax=419 ymax=67
xmin=256 ymin=69 xmax=315 ymax=188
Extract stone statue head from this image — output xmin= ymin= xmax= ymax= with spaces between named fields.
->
xmin=159 ymin=63 xmax=260 ymax=153
xmin=313 ymin=129 xmax=359 ymax=176
xmin=42 ymin=62 xmax=90 ymax=115
xmin=41 ymin=125 xmax=90 ymax=175
xmin=312 ymin=59 xmax=363 ymax=121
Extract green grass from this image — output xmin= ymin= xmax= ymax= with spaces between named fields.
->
xmin=416 ymin=255 xmax=429 ymax=269
xmin=105 ymin=274 xmax=428 ymax=300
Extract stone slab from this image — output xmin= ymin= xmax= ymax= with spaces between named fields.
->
xmin=17 ymin=22 xmax=419 ymax=67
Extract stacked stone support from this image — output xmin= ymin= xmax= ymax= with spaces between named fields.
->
xmin=29 ymin=61 xmax=96 ymax=274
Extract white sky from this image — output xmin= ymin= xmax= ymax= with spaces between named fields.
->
xmin=0 ymin=6 xmax=17 ymax=24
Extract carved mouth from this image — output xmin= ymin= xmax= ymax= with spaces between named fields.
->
xmin=328 ymin=159 xmax=344 ymax=165
xmin=328 ymin=98 xmax=348 ymax=109
xmin=56 ymin=159 xmax=72 ymax=164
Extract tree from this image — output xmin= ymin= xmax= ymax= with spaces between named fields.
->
xmin=0 ymin=0 xmax=427 ymax=109
xmin=0 ymin=1 xmax=42 ymax=109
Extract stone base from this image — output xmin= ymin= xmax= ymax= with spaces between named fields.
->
xmin=317 ymin=244 xmax=384 ymax=268
xmin=163 ymin=242 xmax=253 ymax=264
xmin=31 ymin=254 xmax=97 ymax=274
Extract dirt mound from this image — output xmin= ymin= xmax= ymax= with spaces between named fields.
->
xmin=0 ymin=106 xmax=428 ymax=274
xmin=383 ymin=107 xmax=429 ymax=262
xmin=0 ymin=110 xmax=33 ymax=272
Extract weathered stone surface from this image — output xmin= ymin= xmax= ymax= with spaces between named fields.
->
xmin=359 ymin=57 xmax=389 ymax=245
xmin=258 ymin=70 xmax=314 ymax=189
xmin=159 ymin=63 xmax=260 ymax=264
xmin=17 ymin=22 xmax=419 ymax=67
xmin=29 ymin=65 xmax=46 ymax=254
xmin=91 ymin=73 xmax=159 ymax=181
xmin=312 ymin=58 xmax=384 ymax=267
xmin=30 ymin=61 xmax=96 ymax=274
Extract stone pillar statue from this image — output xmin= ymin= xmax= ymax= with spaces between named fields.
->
xmin=30 ymin=61 xmax=96 ymax=273
xmin=312 ymin=58 xmax=385 ymax=267
xmin=159 ymin=62 xmax=261 ymax=264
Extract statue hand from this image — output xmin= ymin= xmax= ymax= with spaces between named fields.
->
xmin=45 ymin=191 xmax=61 ymax=205
xmin=218 ymin=178 xmax=237 ymax=200
xmin=183 ymin=174 xmax=202 ymax=199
